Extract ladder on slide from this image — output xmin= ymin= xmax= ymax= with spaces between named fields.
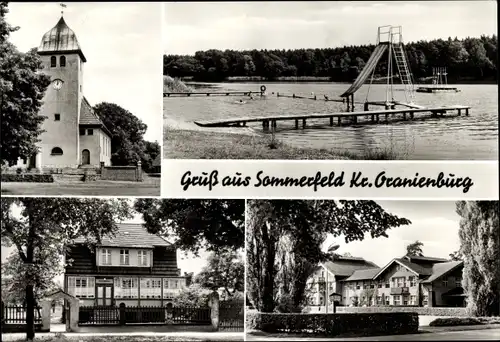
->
xmin=392 ymin=42 xmax=415 ymax=103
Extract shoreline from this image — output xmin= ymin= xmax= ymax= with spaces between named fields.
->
xmin=177 ymin=77 xmax=498 ymax=85
xmin=164 ymin=125 xmax=402 ymax=160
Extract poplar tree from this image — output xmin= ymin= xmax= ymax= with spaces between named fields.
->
xmin=456 ymin=201 xmax=499 ymax=316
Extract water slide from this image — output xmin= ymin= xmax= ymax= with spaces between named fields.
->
xmin=341 ymin=44 xmax=388 ymax=97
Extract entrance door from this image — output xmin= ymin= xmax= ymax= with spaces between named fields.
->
xmin=82 ymin=149 xmax=90 ymax=165
xmin=28 ymin=153 xmax=37 ymax=169
xmin=96 ymin=285 xmax=113 ymax=306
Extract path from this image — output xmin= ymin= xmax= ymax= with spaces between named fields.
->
xmin=246 ymin=326 xmax=500 ymax=341
xmin=1 ymin=331 xmax=243 ymax=341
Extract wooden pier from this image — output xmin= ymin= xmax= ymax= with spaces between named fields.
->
xmin=416 ymin=87 xmax=460 ymax=93
xmin=276 ymin=92 xmax=345 ymax=103
xmin=194 ymin=105 xmax=471 ymax=129
xmin=164 ymin=91 xmax=263 ymax=97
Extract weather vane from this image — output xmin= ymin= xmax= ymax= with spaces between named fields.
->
xmin=60 ymin=3 xmax=66 ymax=16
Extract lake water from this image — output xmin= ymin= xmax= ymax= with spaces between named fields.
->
xmin=164 ymin=82 xmax=498 ymax=160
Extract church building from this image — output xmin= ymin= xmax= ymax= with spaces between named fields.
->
xmin=18 ymin=15 xmax=112 ymax=169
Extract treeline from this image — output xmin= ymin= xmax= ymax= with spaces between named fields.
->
xmin=164 ymin=35 xmax=497 ymax=83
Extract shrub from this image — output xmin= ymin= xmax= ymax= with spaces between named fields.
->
xmin=246 ymin=312 xmax=418 ymax=336
xmin=429 ymin=317 xmax=482 ymax=326
xmin=164 ymin=75 xmax=192 ymax=93
xmin=336 ymin=306 xmax=467 ymax=317
xmin=1 ymin=174 xmax=54 ymax=183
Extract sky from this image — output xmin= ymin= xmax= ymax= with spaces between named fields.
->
xmin=6 ymin=2 xmax=162 ymax=142
xmin=322 ymin=200 xmax=462 ymax=268
xmin=164 ymin=1 xmax=497 ymax=55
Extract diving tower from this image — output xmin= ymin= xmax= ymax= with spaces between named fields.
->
xmin=341 ymin=26 xmax=417 ymax=110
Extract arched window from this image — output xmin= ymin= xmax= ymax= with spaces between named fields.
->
xmin=51 ymin=147 xmax=63 ymax=155
xmin=50 ymin=56 xmax=56 ymax=67
xmin=60 ymin=56 xmax=66 ymax=67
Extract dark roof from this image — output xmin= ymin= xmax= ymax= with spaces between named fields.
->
xmin=422 ymin=261 xmax=463 ymax=284
xmin=342 ymin=268 xmax=381 ymax=282
xmin=373 ymin=257 xmax=433 ymax=279
xmin=38 ymin=17 xmax=86 ymax=62
xmin=74 ymin=223 xmax=170 ymax=248
xmin=396 ymin=258 xmax=433 ymax=276
xmin=403 ymin=255 xmax=448 ymax=263
xmin=79 ymin=97 xmax=112 ymax=136
xmin=323 ymin=257 xmax=379 ymax=277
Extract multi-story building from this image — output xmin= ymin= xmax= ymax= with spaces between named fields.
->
xmin=341 ymin=256 xmax=465 ymax=307
xmin=306 ymin=256 xmax=379 ymax=309
xmin=307 ymin=255 xmax=465 ymax=308
xmin=64 ymin=223 xmax=191 ymax=307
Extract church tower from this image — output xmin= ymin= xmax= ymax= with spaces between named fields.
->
xmin=37 ymin=15 xmax=85 ymax=168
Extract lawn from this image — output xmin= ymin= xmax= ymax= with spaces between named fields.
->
xmin=429 ymin=316 xmax=500 ymax=326
xmin=164 ymin=128 xmax=403 ymax=160
xmin=1 ymin=176 xmax=160 ymax=196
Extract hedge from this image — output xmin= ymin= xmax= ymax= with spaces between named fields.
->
xmin=1 ymin=174 xmax=54 ymax=183
xmin=246 ymin=312 xmax=418 ymax=336
xmin=336 ymin=306 xmax=467 ymax=317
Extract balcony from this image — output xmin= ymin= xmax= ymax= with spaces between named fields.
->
xmin=391 ymin=287 xmax=409 ymax=295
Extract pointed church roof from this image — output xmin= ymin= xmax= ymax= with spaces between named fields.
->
xmin=79 ymin=97 xmax=112 ymax=136
xmin=38 ymin=16 xmax=87 ymax=62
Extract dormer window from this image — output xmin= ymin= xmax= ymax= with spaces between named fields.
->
xmin=120 ymin=249 xmax=129 ymax=265
xmin=60 ymin=56 xmax=66 ymax=67
xmin=138 ymin=250 xmax=149 ymax=266
xmin=50 ymin=56 xmax=56 ymax=67
xmin=100 ymin=249 xmax=111 ymax=265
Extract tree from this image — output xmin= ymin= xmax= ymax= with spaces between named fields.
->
xmin=141 ymin=140 xmax=160 ymax=173
xmin=194 ymin=249 xmax=244 ymax=297
xmin=1 ymin=2 xmax=51 ymax=166
xmin=405 ymin=240 xmax=424 ymax=257
xmin=134 ymin=199 xmax=245 ymax=254
xmin=1 ymin=198 xmax=132 ymax=341
xmin=449 ymin=250 xmax=463 ymax=261
xmin=92 ymin=102 xmax=148 ymax=166
xmin=246 ymin=200 xmax=411 ymax=313
xmin=173 ymin=283 xmax=211 ymax=307
xmin=456 ymin=201 xmax=499 ymax=316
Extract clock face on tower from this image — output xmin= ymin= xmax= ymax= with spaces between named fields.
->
xmin=52 ymin=79 xmax=63 ymax=90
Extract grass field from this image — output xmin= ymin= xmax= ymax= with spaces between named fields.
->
xmin=1 ymin=175 xmax=160 ymax=196
xmin=164 ymin=127 xmax=400 ymax=160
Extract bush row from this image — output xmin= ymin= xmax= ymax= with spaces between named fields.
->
xmin=246 ymin=312 xmax=418 ymax=336
xmin=336 ymin=306 xmax=467 ymax=317
xmin=1 ymin=174 xmax=54 ymax=183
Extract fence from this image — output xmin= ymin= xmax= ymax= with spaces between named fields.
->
xmin=2 ymin=303 xmax=42 ymax=324
xmin=219 ymin=300 xmax=244 ymax=332
xmin=78 ymin=305 xmax=211 ymax=326
xmin=1 ymin=303 xmax=43 ymax=333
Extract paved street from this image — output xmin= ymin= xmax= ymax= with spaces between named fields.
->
xmin=246 ymin=328 xmax=500 ymax=341
xmin=1 ymin=331 xmax=243 ymax=341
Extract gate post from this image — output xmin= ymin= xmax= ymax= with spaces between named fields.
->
xmin=69 ymin=299 xmax=80 ymax=332
xmin=119 ymin=303 xmax=126 ymax=326
xmin=136 ymin=161 xmax=143 ymax=182
xmin=41 ymin=300 xmax=51 ymax=332
xmin=208 ymin=291 xmax=220 ymax=332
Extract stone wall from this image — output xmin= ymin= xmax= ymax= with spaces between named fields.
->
xmin=100 ymin=162 xmax=143 ymax=182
